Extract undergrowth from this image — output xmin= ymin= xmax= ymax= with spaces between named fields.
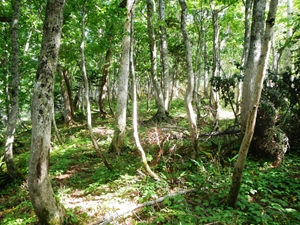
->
xmin=0 ymin=100 xmax=300 ymax=224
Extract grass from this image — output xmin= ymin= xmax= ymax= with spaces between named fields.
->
xmin=0 ymin=99 xmax=300 ymax=224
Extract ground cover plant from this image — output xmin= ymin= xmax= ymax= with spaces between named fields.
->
xmin=0 ymin=99 xmax=300 ymax=225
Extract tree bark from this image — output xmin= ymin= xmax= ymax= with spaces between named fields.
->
xmin=80 ymin=0 xmax=113 ymax=170
xmin=146 ymin=0 xmax=170 ymax=122
xmin=4 ymin=0 xmax=21 ymax=179
xmin=28 ymin=0 xmax=66 ymax=224
xmin=130 ymin=7 xmax=159 ymax=180
xmin=178 ymin=0 xmax=198 ymax=156
xmin=210 ymin=9 xmax=220 ymax=130
xmin=227 ymin=0 xmax=278 ymax=207
xmin=236 ymin=0 xmax=253 ymax=116
xmin=57 ymin=64 xmax=73 ymax=126
xmin=110 ymin=0 xmax=135 ymax=153
xmin=99 ymin=46 xmax=112 ymax=117
xmin=158 ymin=0 xmax=170 ymax=111
xmin=240 ymin=0 xmax=266 ymax=133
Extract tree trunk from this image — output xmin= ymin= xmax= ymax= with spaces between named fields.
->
xmin=80 ymin=0 xmax=113 ymax=170
xmin=57 ymin=64 xmax=73 ymax=126
xmin=282 ymin=0 xmax=293 ymax=70
xmin=227 ymin=0 xmax=278 ymax=207
xmin=236 ymin=0 xmax=253 ymax=116
xmin=99 ymin=46 xmax=112 ymax=118
xmin=240 ymin=0 xmax=266 ymax=133
xmin=211 ymin=9 xmax=220 ymax=130
xmin=110 ymin=0 xmax=134 ymax=154
xmin=158 ymin=0 xmax=170 ymax=111
xmin=178 ymin=0 xmax=198 ymax=156
xmin=28 ymin=0 xmax=66 ymax=223
xmin=146 ymin=0 xmax=170 ymax=122
xmin=130 ymin=7 xmax=159 ymax=180
xmin=4 ymin=0 xmax=21 ymax=179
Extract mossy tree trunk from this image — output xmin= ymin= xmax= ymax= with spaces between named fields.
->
xmin=28 ymin=0 xmax=66 ymax=224
xmin=227 ymin=0 xmax=278 ymax=207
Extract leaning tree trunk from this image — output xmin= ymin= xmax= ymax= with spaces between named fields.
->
xmin=130 ymin=7 xmax=159 ymax=180
xmin=158 ymin=0 xmax=170 ymax=111
xmin=227 ymin=0 xmax=278 ymax=207
xmin=146 ymin=0 xmax=170 ymax=122
xmin=28 ymin=0 xmax=66 ymax=224
xmin=178 ymin=0 xmax=198 ymax=157
xmin=4 ymin=0 xmax=20 ymax=179
xmin=240 ymin=0 xmax=266 ymax=134
xmin=80 ymin=0 xmax=113 ymax=170
xmin=110 ymin=0 xmax=134 ymax=154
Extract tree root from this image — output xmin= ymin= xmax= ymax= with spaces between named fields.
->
xmin=92 ymin=189 xmax=197 ymax=225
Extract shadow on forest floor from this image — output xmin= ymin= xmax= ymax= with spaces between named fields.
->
xmin=1 ymin=106 xmax=300 ymax=225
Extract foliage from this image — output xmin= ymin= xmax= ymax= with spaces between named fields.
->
xmin=1 ymin=106 xmax=300 ymax=224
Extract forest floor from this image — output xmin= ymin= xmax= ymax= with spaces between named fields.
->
xmin=0 ymin=100 xmax=300 ymax=225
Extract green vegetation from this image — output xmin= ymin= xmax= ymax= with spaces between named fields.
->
xmin=1 ymin=100 xmax=299 ymax=225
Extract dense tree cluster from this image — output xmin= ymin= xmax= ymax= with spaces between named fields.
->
xmin=0 ymin=0 xmax=300 ymax=223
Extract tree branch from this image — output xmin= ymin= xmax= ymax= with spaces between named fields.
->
xmin=92 ymin=189 xmax=197 ymax=225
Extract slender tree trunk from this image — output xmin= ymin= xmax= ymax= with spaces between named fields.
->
xmin=211 ymin=9 xmax=220 ymax=130
xmin=158 ymin=0 xmax=170 ymax=111
xmin=227 ymin=0 xmax=278 ymax=207
xmin=236 ymin=0 xmax=253 ymax=116
xmin=4 ymin=0 xmax=21 ymax=179
xmin=178 ymin=0 xmax=198 ymax=156
xmin=130 ymin=7 xmax=159 ymax=180
xmin=194 ymin=9 xmax=204 ymax=124
xmin=110 ymin=0 xmax=135 ymax=154
xmin=240 ymin=0 xmax=266 ymax=133
xmin=80 ymin=0 xmax=113 ymax=170
xmin=28 ymin=0 xmax=66 ymax=223
xmin=57 ymin=64 xmax=73 ymax=126
xmin=282 ymin=0 xmax=293 ymax=70
xmin=203 ymin=31 xmax=209 ymax=98
xmin=99 ymin=46 xmax=112 ymax=117
xmin=146 ymin=0 xmax=169 ymax=122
